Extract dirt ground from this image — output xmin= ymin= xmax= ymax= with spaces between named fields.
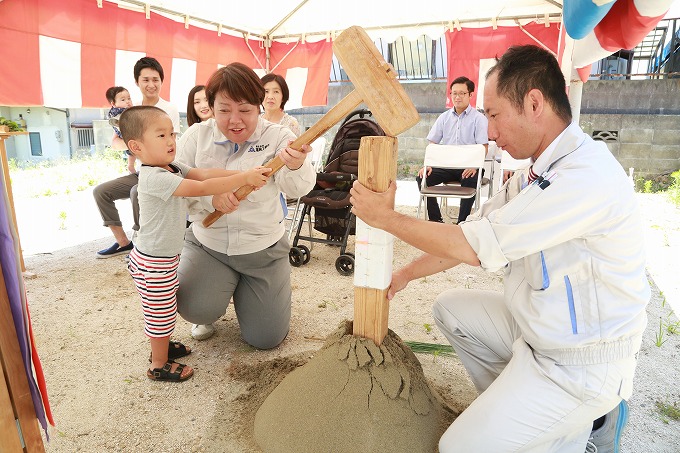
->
xmin=16 ymin=189 xmax=680 ymax=453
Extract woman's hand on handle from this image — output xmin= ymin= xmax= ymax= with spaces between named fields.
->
xmin=279 ymin=142 xmax=312 ymax=170
xmin=212 ymin=191 xmax=240 ymax=214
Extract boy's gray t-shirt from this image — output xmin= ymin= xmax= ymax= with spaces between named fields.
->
xmin=136 ymin=161 xmax=192 ymax=257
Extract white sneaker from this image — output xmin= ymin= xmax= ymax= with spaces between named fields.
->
xmin=585 ymin=440 xmax=598 ymax=453
xmin=191 ymin=323 xmax=215 ymax=340
xmin=589 ymin=400 xmax=629 ymax=453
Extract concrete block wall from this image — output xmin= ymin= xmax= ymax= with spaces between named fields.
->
xmin=292 ymin=78 xmax=680 ymax=179
xmin=579 ymin=79 xmax=680 ymax=178
xmin=580 ymin=113 xmax=680 ymax=177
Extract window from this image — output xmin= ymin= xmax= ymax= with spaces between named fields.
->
xmin=29 ymin=132 xmax=42 ymax=156
xmin=330 ymin=35 xmax=447 ymax=82
xmin=389 ymin=36 xmax=437 ymax=80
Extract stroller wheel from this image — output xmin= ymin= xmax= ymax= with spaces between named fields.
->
xmin=289 ymin=247 xmax=306 ymax=267
xmin=298 ymin=245 xmax=311 ymax=264
xmin=335 ymin=254 xmax=355 ymax=276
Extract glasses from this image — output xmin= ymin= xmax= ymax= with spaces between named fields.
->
xmin=451 ymin=92 xmax=469 ymax=98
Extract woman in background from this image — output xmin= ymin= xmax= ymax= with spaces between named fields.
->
xmin=186 ymin=85 xmax=213 ymax=127
xmin=260 ymin=73 xmax=301 ymax=137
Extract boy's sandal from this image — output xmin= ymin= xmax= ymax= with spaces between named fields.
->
xmin=147 ymin=361 xmax=194 ymax=382
xmin=148 ymin=340 xmax=191 ymax=363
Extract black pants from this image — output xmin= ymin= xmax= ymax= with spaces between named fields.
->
xmin=416 ymin=168 xmax=480 ymax=223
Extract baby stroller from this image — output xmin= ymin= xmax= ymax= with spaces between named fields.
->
xmin=289 ymin=109 xmax=385 ymax=275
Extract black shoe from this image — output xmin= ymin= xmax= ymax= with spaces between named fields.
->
xmin=96 ymin=242 xmax=133 ymax=259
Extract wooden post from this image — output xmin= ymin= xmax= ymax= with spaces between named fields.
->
xmin=353 ymin=136 xmax=398 ymax=345
xmin=0 ymin=263 xmax=45 ymax=452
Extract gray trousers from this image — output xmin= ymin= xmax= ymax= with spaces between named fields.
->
xmin=92 ymin=173 xmax=140 ymax=231
xmin=176 ymin=228 xmax=292 ymax=350
xmin=433 ymin=289 xmax=635 ymax=453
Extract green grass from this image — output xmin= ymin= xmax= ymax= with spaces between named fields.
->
xmin=655 ymin=399 xmax=680 ymax=424
xmin=635 ymin=170 xmax=680 ymax=209
xmin=667 ymin=170 xmax=680 ymax=207
xmin=404 ymin=341 xmax=456 ymax=358
xmin=655 ymin=317 xmax=668 ymax=348
xmin=8 ymin=149 xmax=127 ymax=199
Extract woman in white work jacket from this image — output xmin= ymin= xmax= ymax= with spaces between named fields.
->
xmin=176 ymin=63 xmax=315 ymax=349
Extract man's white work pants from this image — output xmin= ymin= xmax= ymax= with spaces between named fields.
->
xmin=433 ymin=289 xmax=636 ymax=453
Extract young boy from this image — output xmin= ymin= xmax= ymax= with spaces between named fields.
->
xmin=94 ymin=57 xmax=181 ymax=259
xmin=119 ymin=105 xmax=269 ymax=382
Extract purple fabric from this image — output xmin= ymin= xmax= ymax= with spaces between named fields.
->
xmin=0 ymin=174 xmax=48 ymax=435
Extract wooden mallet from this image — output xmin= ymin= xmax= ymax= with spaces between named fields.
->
xmin=202 ymin=25 xmax=419 ymax=227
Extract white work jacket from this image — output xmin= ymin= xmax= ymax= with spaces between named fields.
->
xmin=461 ymin=123 xmax=650 ymax=364
xmin=177 ymin=118 xmax=316 ymax=255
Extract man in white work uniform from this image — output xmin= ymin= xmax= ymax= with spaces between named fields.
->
xmin=349 ymin=45 xmax=649 ymax=453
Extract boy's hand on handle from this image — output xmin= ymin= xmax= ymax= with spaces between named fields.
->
xmin=245 ymin=166 xmax=270 ymax=189
xmin=203 ymin=138 xmax=312 ymax=228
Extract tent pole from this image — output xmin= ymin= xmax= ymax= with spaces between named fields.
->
xmin=558 ymin=29 xmax=582 ymax=123
xmin=568 ymin=73 xmax=583 ymax=124
xmin=266 ymin=0 xmax=311 ymax=37
xmin=265 ymin=37 xmax=271 ymax=73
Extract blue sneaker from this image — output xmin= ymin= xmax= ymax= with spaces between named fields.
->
xmin=96 ymin=242 xmax=133 ymax=259
xmin=589 ymin=400 xmax=629 ymax=453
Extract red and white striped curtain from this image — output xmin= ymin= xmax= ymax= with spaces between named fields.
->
xmin=0 ymin=0 xmax=333 ymax=109
xmin=444 ymin=22 xmax=561 ymax=109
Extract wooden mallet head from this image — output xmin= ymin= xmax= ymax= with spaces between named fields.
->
xmin=332 ymin=26 xmax=419 ymax=136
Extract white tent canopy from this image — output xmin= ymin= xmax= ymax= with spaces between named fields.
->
xmin=3 ymin=0 xmax=674 ymax=109
xmin=109 ymin=0 xmax=565 ymax=42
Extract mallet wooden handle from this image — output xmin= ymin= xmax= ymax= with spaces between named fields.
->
xmin=201 ymin=90 xmax=363 ymax=227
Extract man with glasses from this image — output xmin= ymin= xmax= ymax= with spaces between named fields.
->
xmin=416 ymin=76 xmax=488 ymax=224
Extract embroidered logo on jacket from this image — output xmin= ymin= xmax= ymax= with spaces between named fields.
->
xmin=248 ymin=144 xmax=269 ymax=153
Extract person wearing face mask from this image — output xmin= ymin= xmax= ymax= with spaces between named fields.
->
xmin=260 ymin=73 xmax=301 ymax=137
xmin=176 ymin=63 xmax=316 ymax=345
xmin=186 ymin=85 xmax=213 ymax=127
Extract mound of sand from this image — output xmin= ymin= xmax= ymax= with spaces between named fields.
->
xmin=254 ymin=320 xmax=456 ymax=453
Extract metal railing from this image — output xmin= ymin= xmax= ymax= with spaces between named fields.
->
xmin=331 ymin=20 xmax=680 ymax=83
xmin=330 ymin=35 xmax=447 ymax=82
xmin=586 ymin=18 xmax=680 ymax=80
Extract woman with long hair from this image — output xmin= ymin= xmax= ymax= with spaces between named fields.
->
xmin=186 ymin=85 xmax=213 ymax=127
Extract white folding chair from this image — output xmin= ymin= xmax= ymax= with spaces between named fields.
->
xmin=416 ymin=144 xmax=486 ymax=221
xmin=494 ymin=149 xmax=531 ymax=192
xmin=287 ymin=137 xmax=327 ymax=241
